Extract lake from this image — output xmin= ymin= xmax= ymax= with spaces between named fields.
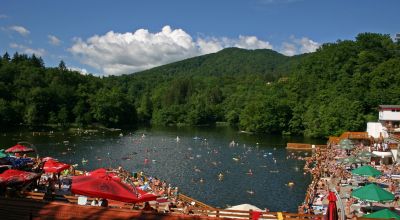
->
xmin=0 ymin=126 xmax=325 ymax=212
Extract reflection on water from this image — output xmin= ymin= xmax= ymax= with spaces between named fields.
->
xmin=0 ymin=126 xmax=325 ymax=212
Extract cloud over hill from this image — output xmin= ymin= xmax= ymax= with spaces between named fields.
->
xmin=69 ymin=26 xmax=274 ymax=75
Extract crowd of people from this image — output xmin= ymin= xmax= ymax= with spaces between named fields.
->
xmin=0 ymin=151 xmax=202 ymax=215
xmin=299 ymin=137 xmax=400 ymax=218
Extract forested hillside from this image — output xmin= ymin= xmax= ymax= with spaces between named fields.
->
xmin=0 ymin=33 xmax=399 ymax=137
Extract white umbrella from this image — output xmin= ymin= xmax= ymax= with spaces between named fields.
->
xmin=226 ymin=203 xmax=262 ymax=211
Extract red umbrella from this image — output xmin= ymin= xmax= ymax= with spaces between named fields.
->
xmin=43 ymin=159 xmax=70 ymax=173
xmin=0 ymin=169 xmax=40 ymax=186
xmin=42 ymin=157 xmax=56 ymax=162
xmin=136 ymin=187 xmax=158 ymax=202
xmin=88 ymin=168 xmax=121 ymax=181
xmin=72 ymin=174 xmax=141 ymax=203
xmin=326 ymin=191 xmax=338 ymax=220
xmin=5 ymin=144 xmax=34 ymax=153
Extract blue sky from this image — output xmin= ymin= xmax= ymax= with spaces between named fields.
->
xmin=1 ymin=0 xmax=399 ymax=75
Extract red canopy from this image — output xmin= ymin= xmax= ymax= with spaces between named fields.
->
xmin=326 ymin=191 xmax=338 ymax=220
xmin=42 ymin=157 xmax=56 ymax=162
xmin=72 ymin=174 xmax=142 ymax=203
xmin=5 ymin=144 xmax=34 ymax=153
xmin=88 ymin=168 xmax=121 ymax=181
xmin=0 ymin=169 xmax=40 ymax=186
xmin=135 ymin=187 xmax=158 ymax=203
xmin=43 ymin=159 xmax=70 ymax=173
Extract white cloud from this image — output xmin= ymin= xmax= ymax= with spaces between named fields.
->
xmin=69 ymin=25 xmax=273 ymax=75
xmin=48 ymin=35 xmax=61 ymax=46
xmin=281 ymin=42 xmax=297 ymax=56
xmin=0 ymin=14 xmax=7 ymax=19
xmin=69 ymin=66 xmax=88 ymax=75
xmin=280 ymin=36 xmax=320 ymax=56
xmin=10 ymin=43 xmax=45 ymax=56
xmin=298 ymin=37 xmax=319 ymax=53
xmin=9 ymin=25 xmax=30 ymax=36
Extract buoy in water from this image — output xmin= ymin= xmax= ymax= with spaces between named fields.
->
xmin=144 ymin=158 xmax=149 ymax=164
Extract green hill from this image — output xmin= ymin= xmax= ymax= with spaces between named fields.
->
xmin=0 ymin=33 xmax=399 ymax=137
xmin=134 ymin=47 xmax=297 ymax=79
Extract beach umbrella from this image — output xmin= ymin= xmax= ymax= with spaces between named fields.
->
xmin=0 ymin=149 xmax=10 ymax=158
xmin=362 ymin=208 xmax=400 ymax=219
xmin=226 ymin=204 xmax=262 ymax=211
xmin=42 ymin=157 xmax=56 ymax=162
xmin=0 ymin=169 xmax=40 ymax=186
xmin=135 ymin=187 xmax=158 ymax=203
xmin=87 ymin=168 xmax=121 ymax=181
xmin=339 ymin=143 xmax=355 ymax=150
xmin=339 ymin=139 xmax=353 ymax=145
xmin=351 ymin=183 xmax=394 ymax=203
xmin=326 ymin=192 xmax=338 ymax=220
xmin=0 ymin=158 xmax=12 ymax=166
xmin=339 ymin=156 xmax=365 ymax=164
xmin=5 ymin=144 xmax=34 ymax=153
xmin=351 ymin=165 xmax=381 ymax=177
xmin=72 ymin=174 xmax=156 ymax=203
xmin=357 ymin=151 xmax=373 ymax=158
xmin=3 ymin=157 xmax=33 ymax=168
xmin=43 ymin=159 xmax=70 ymax=173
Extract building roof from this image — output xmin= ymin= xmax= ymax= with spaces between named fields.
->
xmin=379 ymin=105 xmax=400 ymax=109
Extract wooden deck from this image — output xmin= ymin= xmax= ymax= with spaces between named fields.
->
xmin=0 ymin=197 xmax=215 ymax=220
xmin=0 ymin=196 xmax=323 ymax=219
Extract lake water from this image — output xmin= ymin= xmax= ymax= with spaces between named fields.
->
xmin=0 ymin=126 xmax=325 ymax=212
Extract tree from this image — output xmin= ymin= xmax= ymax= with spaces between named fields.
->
xmin=58 ymin=60 xmax=67 ymax=71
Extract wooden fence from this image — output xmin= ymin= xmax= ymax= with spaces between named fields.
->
xmin=286 ymin=143 xmax=326 ymax=150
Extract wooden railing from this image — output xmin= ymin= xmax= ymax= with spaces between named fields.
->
xmin=339 ymin=132 xmax=369 ymax=139
xmin=172 ymin=207 xmax=323 ymax=219
xmin=178 ymin=193 xmax=216 ymax=210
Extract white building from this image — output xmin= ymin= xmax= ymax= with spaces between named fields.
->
xmin=367 ymin=105 xmax=400 ymax=139
xmin=379 ymin=105 xmax=400 ymax=128
xmin=396 ymin=33 xmax=400 ymax=42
